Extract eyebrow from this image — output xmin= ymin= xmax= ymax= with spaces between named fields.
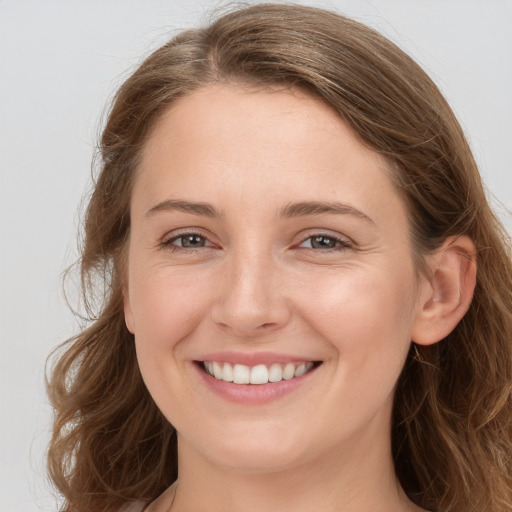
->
xmin=145 ymin=198 xmax=374 ymax=224
xmin=146 ymin=199 xmax=222 ymax=218
xmin=280 ymin=201 xmax=375 ymax=224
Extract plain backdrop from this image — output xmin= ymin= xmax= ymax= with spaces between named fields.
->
xmin=1 ymin=1 xmax=511 ymax=510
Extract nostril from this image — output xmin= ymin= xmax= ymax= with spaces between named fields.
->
xmin=257 ymin=322 xmax=276 ymax=329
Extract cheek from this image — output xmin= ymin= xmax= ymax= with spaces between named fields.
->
xmin=128 ymin=265 xmax=216 ymax=353
xmin=128 ymin=266 xmax=218 ymax=418
xmin=296 ymin=264 xmax=417 ymax=377
xmin=304 ymin=263 xmax=414 ymax=324
xmin=287 ymin=267 xmax=417 ymax=441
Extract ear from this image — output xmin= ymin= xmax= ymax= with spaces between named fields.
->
xmin=123 ymin=288 xmax=135 ymax=334
xmin=412 ymin=236 xmax=477 ymax=346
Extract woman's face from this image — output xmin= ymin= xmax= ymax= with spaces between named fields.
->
xmin=124 ymin=84 xmax=430 ymax=472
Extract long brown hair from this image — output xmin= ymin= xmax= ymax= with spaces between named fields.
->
xmin=47 ymin=4 xmax=512 ymax=511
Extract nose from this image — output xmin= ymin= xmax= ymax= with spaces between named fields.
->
xmin=211 ymin=250 xmax=291 ymax=338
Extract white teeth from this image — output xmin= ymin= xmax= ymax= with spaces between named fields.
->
xmin=212 ymin=361 xmax=223 ymax=379
xmin=203 ymin=361 xmax=316 ymax=385
xmin=268 ymin=363 xmax=283 ymax=382
xmin=282 ymin=363 xmax=295 ymax=380
xmin=222 ymin=362 xmax=234 ymax=382
xmin=294 ymin=363 xmax=307 ymax=377
xmin=250 ymin=364 xmax=269 ymax=385
xmin=233 ymin=364 xmax=250 ymax=384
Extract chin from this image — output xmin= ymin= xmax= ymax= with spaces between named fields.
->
xmin=181 ymin=424 xmax=310 ymax=474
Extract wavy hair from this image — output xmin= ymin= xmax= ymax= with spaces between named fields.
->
xmin=47 ymin=4 xmax=512 ymax=511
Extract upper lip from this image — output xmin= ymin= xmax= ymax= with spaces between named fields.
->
xmin=196 ymin=351 xmax=319 ymax=366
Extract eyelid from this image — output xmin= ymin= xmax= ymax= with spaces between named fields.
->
xmin=159 ymin=227 xmax=218 ymax=249
xmin=158 ymin=227 xmax=355 ymax=252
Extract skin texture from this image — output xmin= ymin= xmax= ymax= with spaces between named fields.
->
xmin=124 ymin=84 xmax=475 ymax=512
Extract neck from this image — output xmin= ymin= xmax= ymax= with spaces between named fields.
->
xmin=168 ymin=423 xmax=422 ymax=512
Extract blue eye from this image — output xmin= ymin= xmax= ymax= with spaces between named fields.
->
xmin=300 ymin=235 xmax=351 ymax=250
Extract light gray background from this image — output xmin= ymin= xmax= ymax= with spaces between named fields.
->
xmin=1 ymin=1 xmax=511 ymax=510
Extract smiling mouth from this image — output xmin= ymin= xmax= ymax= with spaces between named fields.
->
xmin=199 ymin=361 xmax=321 ymax=385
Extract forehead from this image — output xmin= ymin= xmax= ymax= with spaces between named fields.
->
xmin=134 ymin=83 xmax=403 ymax=224
xmin=141 ymin=84 xmax=351 ymax=166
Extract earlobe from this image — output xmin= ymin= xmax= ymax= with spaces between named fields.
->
xmin=412 ymin=236 xmax=477 ymax=346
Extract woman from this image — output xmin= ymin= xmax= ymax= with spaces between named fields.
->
xmin=47 ymin=3 xmax=512 ymax=512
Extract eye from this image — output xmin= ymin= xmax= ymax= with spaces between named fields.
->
xmin=162 ymin=232 xmax=214 ymax=250
xmin=299 ymin=234 xmax=352 ymax=250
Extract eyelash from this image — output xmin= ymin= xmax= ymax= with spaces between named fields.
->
xmin=160 ymin=231 xmax=215 ymax=252
xmin=160 ymin=231 xmax=354 ymax=253
xmin=297 ymin=233 xmax=354 ymax=251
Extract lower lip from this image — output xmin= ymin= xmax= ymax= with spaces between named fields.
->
xmin=193 ymin=363 xmax=320 ymax=405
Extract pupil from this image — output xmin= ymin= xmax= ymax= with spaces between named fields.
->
xmin=312 ymin=236 xmax=335 ymax=249
xmin=182 ymin=234 xmax=204 ymax=247
xmin=312 ymin=236 xmax=336 ymax=249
